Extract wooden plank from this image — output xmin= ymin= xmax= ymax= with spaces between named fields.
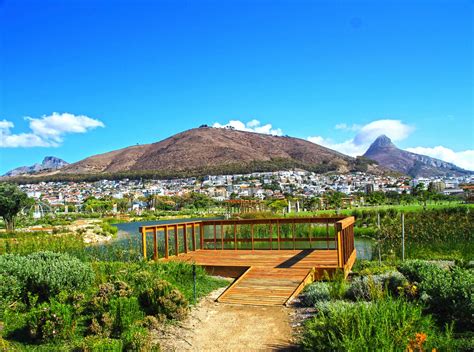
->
xmin=335 ymin=216 xmax=355 ymax=231
xmin=217 ymin=266 xmax=252 ymax=302
xmin=284 ymin=268 xmax=315 ymax=306
xmin=141 ymin=227 xmax=147 ymax=260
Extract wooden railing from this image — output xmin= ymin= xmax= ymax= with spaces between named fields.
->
xmin=139 ymin=216 xmax=355 ymax=268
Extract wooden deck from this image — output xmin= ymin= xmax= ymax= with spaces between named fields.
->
xmin=139 ymin=217 xmax=357 ymax=306
xmin=171 ymin=249 xmax=352 ymax=306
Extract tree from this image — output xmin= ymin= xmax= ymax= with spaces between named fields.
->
xmin=0 ymin=183 xmax=31 ymax=231
xmin=267 ymin=199 xmax=288 ymax=213
xmin=325 ymin=191 xmax=344 ymax=209
xmin=366 ymin=191 xmax=386 ymax=206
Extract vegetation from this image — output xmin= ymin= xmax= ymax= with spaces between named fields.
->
xmin=0 ymin=231 xmax=227 ymax=350
xmin=0 ymin=183 xmax=32 ymax=231
xmin=302 ymin=298 xmax=456 ymax=351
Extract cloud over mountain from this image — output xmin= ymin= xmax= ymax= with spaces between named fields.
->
xmin=308 ymin=119 xmax=472 ymax=170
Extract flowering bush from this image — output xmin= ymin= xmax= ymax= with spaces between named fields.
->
xmin=26 ymin=300 xmax=76 ymax=341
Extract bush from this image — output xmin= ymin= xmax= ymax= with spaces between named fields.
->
xmin=26 ymin=300 xmax=76 ymax=341
xmin=301 ymin=299 xmax=455 ymax=351
xmin=0 ymin=272 xmax=22 ymax=306
xmin=109 ymin=297 xmax=144 ymax=337
xmin=87 ymin=283 xmax=141 ymax=338
xmin=74 ymin=336 xmax=123 ymax=352
xmin=0 ymin=251 xmax=94 ymax=304
xmin=346 ymin=271 xmax=407 ymax=301
xmin=121 ymin=325 xmax=152 ymax=351
xmin=302 ymin=282 xmax=330 ymax=306
xmin=138 ymin=279 xmax=188 ymax=320
xmin=398 ymin=260 xmax=474 ymax=332
xmin=324 ymin=270 xmax=349 ymax=300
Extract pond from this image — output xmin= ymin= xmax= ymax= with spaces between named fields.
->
xmin=113 ymin=219 xmax=374 ymax=260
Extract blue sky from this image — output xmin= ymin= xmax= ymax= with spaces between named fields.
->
xmin=1 ymin=0 xmax=473 ymax=173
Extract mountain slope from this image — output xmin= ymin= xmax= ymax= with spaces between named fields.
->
xmin=4 ymin=156 xmax=69 ymax=177
xmin=60 ymin=127 xmax=380 ymax=176
xmin=363 ymin=135 xmax=471 ymax=177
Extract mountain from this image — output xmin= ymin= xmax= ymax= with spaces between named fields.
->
xmin=363 ymin=135 xmax=471 ymax=177
xmin=4 ymin=156 xmax=69 ymax=177
xmin=56 ymin=127 xmax=383 ymax=178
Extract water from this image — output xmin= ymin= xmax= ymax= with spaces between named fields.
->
xmin=113 ymin=219 xmax=374 ymax=260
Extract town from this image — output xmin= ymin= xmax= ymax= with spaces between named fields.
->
xmin=19 ymin=170 xmax=473 ymax=212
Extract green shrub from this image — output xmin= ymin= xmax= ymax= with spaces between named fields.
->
xmin=346 ymin=271 xmax=407 ymax=301
xmin=398 ymin=260 xmax=474 ymax=332
xmin=302 ymin=299 xmax=455 ymax=351
xmin=74 ymin=336 xmax=123 ymax=352
xmin=26 ymin=300 xmax=76 ymax=341
xmin=302 ymin=282 xmax=330 ymax=306
xmin=0 ymin=272 xmax=22 ymax=306
xmin=87 ymin=282 xmax=140 ymax=338
xmin=121 ymin=325 xmax=152 ymax=351
xmin=324 ymin=270 xmax=349 ymax=300
xmin=138 ymin=279 xmax=188 ymax=320
xmin=110 ymin=297 xmax=144 ymax=337
xmin=0 ymin=251 xmax=94 ymax=304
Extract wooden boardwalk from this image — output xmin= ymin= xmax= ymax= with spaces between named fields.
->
xmin=139 ymin=217 xmax=356 ymax=306
xmin=171 ymin=249 xmax=350 ymax=306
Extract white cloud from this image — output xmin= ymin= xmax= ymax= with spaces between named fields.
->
xmin=0 ymin=112 xmax=104 ymax=148
xmin=309 ymin=119 xmax=414 ymax=157
xmin=353 ymin=119 xmax=414 ymax=145
xmin=406 ymin=146 xmax=474 ymax=171
xmin=213 ymin=119 xmax=283 ymax=136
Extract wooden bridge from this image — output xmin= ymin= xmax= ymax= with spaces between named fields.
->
xmin=139 ymin=216 xmax=356 ymax=306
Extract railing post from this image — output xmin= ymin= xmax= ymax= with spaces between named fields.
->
xmin=140 ymin=227 xmax=147 ymax=260
xmin=336 ymin=222 xmax=343 ymax=267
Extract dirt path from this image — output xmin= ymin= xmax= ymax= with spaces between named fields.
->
xmin=155 ymin=287 xmax=297 ymax=352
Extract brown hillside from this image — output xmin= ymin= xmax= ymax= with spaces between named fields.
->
xmin=62 ymin=127 xmax=358 ymax=175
